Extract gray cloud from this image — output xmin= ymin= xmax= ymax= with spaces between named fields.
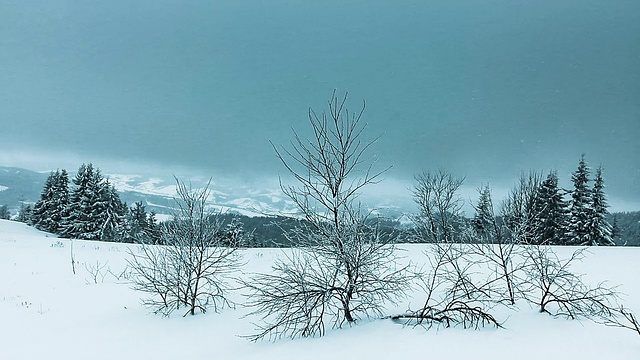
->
xmin=1 ymin=0 xmax=638 ymax=211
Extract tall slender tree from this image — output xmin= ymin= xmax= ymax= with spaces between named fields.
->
xmin=16 ymin=199 xmax=33 ymax=224
xmin=534 ymin=171 xmax=569 ymax=245
xmin=589 ymin=166 xmax=615 ymax=246
xmin=566 ymin=155 xmax=592 ymax=245
xmin=611 ymin=214 xmax=622 ymax=244
xmin=32 ymin=170 xmax=69 ymax=233
xmin=472 ymin=185 xmax=495 ymax=241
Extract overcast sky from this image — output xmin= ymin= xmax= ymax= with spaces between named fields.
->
xmin=1 ymin=0 xmax=639 ymax=211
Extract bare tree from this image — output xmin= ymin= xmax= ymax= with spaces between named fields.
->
xmin=128 ymin=178 xmax=242 ymax=317
xmin=85 ymin=260 xmax=109 ymax=284
xmin=393 ymin=176 xmax=503 ymax=329
xmin=244 ymin=91 xmax=412 ymax=340
xmin=391 ymin=242 xmax=501 ymax=329
xmin=501 ymin=171 xmax=543 ymax=244
xmin=468 ymin=185 xmax=522 ymax=305
xmin=412 ymin=169 xmax=465 ymax=243
xmin=522 ymin=245 xmax=619 ymax=319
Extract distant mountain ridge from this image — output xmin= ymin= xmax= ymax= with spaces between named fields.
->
xmin=0 ymin=166 xmax=49 ymax=211
xmin=0 ymin=166 xmax=301 ymax=217
xmin=0 ymin=166 xmax=412 ymax=219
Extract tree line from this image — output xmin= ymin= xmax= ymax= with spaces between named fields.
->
xmin=13 ymin=163 xmax=258 ymax=247
xmin=15 ymin=164 xmax=157 ymax=242
xmin=5 ymin=154 xmax=628 ymax=248
xmin=467 ymin=154 xmax=615 ymax=247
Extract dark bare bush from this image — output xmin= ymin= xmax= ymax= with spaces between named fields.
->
xmin=128 ymin=179 xmax=243 ymax=317
xmin=244 ymin=91 xmax=413 ymax=340
xmin=392 ymin=242 xmax=501 ymax=330
xmin=402 ymin=170 xmax=500 ymax=329
xmin=522 ymin=246 xmax=619 ymax=319
xmin=244 ymin=223 xmax=410 ymax=341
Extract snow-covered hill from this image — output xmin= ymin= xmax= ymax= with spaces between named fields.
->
xmin=1 ymin=219 xmax=639 ymax=359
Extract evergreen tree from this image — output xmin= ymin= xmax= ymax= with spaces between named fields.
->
xmin=566 ymin=155 xmax=593 ymax=245
xmin=534 ymin=171 xmax=569 ymax=245
xmin=611 ymin=214 xmax=622 ymax=244
xmin=16 ymin=199 xmax=33 ymax=224
xmin=222 ymin=217 xmax=247 ymax=247
xmin=61 ymin=164 xmax=98 ymax=239
xmin=62 ymin=164 xmax=127 ymax=241
xmin=0 ymin=205 xmax=10 ymax=220
xmin=589 ymin=166 xmax=615 ymax=246
xmin=32 ymin=170 xmax=69 ymax=233
xmin=127 ymin=201 xmax=150 ymax=242
xmin=146 ymin=210 xmax=161 ymax=243
xmin=472 ymin=185 xmax=495 ymax=241
xmin=96 ymin=180 xmax=127 ymax=241
xmin=53 ymin=169 xmax=70 ymax=233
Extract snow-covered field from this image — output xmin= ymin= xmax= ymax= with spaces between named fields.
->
xmin=1 ymin=219 xmax=639 ymax=359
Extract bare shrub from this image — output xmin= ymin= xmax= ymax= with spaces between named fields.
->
xmin=401 ymin=170 xmax=500 ymax=329
xmin=128 ymin=179 xmax=242 ymax=317
xmin=85 ymin=260 xmax=108 ymax=284
xmin=522 ymin=246 xmax=619 ymax=319
xmin=392 ymin=242 xmax=501 ymax=329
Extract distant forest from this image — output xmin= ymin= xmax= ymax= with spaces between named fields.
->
xmin=608 ymin=211 xmax=640 ymax=246
xmin=3 ymin=155 xmax=639 ymax=247
xmin=220 ymin=211 xmax=640 ymax=248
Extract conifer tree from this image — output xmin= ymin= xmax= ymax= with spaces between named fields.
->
xmin=16 ymin=198 xmax=33 ymax=224
xmin=589 ymin=166 xmax=615 ymax=246
xmin=61 ymin=163 xmax=100 ymax=239
xmin=53 ymin=169 xmax=70 ymax=232
xmin=0 ymin=205 xmax=10 ymax=220
xmin=61 ymin=163 xmax=126 ymax=241
xmin=96 ymin=180 xmax=127 ymax=241
xmin=32 ymin=170 xmax=69 ymax=233
xmin=611 ymin=214 xmax=622 ymax=244
xmin=534 ymin=171 xmax=569 ymax=245
xmin=472 ymin=185 xmax=495 ymax=241
xmin=127 ymin=201 xmax=151 ymax=242
xmin=146 ymin=210 xmax=161 ymax=243
xmin=32 ymin=173 xmax=56 ymax=230
xmin=567 ymin=155 xmax=593 ymax=245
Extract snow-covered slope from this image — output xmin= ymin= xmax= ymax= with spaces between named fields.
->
xmin=1 ymin=219 xmax=639 ymax=359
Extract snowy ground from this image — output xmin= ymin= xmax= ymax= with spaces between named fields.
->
xmin=1 ymin=219 xmax=639 ymax=359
